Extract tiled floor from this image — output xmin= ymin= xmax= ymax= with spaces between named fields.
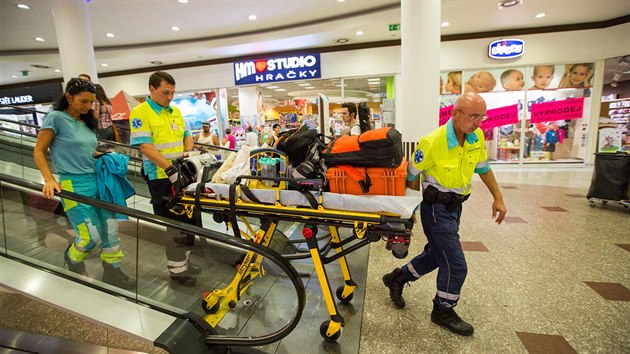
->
xmin=359 ymin=165 xmax=630 ymax=353
xmin=2 ymin=162 xmax=629 ymax=353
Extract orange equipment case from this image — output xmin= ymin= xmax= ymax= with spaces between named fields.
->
xmin=326 ymin=157 xmax=408 ymax=196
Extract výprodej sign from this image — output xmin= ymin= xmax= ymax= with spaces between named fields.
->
xmin=233 ymin=54 xmax=321 ymax=85
xmin=488 ymin=39 xmax=525 ymax=60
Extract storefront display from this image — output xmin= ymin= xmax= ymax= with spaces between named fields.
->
xmin=439 ymin=62 xmax=595 ymax=164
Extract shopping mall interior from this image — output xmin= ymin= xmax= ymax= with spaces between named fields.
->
xmin=0 ymin=1 xmax=629 ymax=353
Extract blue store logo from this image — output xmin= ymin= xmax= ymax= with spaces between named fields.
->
xmin=488 ymin=39 xmax=525 ymax=59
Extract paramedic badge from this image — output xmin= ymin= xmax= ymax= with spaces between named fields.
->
xmin=131 ymin=118 xmax=142 ymax=129
xmin=414 ymin=149 xmax=424 ymax=164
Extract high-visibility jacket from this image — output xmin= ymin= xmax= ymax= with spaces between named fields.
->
xmin=129 ymin=98 xmax=190 ymax=180
xmin=408 ymin=119 xmax=490 ymax=196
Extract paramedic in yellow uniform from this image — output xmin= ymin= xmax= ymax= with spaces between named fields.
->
xmin=383 ymin=92 xmax=507 ymax=336
xmin=129 ymin=71 xmax=201 ymax=287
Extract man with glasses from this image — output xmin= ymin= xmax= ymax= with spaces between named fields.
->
xmin=382 ymin=92 xmax=507 ymax=336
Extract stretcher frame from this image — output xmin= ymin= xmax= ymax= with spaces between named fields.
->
xmin=171 ymin=175 xmax=415 ymax=342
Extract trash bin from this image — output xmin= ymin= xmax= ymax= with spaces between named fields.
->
xmin=587 ymin=152 xmax=630 ymax=201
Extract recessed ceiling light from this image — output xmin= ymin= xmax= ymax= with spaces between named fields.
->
xmin=12 ymin=75 xmax=18 ymax=78
xmin=356 ymin=31 xmax=364 ymax=36
xmin=275 ymin=88 xmax=286 ymax=92
xmin=267 ymin=85 xmax=279 ymax=89
xmin=337 ymin=0 xmax=346 ymax=2
xmin=298 ymin=83 xmax=310 ymax=86
xmin=178 ymin=0 xmax=188 ymax=3
xmin=35 ymin=37 xmax=45 ymax=42
xmin=54 ymin=69 xmax=61 ymax=73
xmin=305 ymin=87 xmax=316 ymax=89
xmin=171 ymin=26 xmax=180 ymax=31
xmin=101 ymin=63 xmax=109 ymax=67
xmin=248 ymin=15 xmax=257 ymax=21
xmin=335 ymin=38 xmax=349 ymax=44
xmin=17 ymin=4 xmax=30 ymax=9
xmin=441 ymin=21 xmax=450 ymax=27
xmin=106 ymin=33 xmax=115 ymax=38
xmin=535 ymin=12 xmax=546 ymax=19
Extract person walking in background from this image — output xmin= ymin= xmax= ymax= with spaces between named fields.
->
xmin=129 ymin=71 xmax=201 ymax=287
xmin=93 ymin=84 xmax=119 ymax=142
xmin=222 ymin=127 xmax=236 ymax=149
xmin=266 ymin=123 xmax=282 ymax=146
xmin=340 ymin=102 xmax=361 ymax=136
xmin=245 ymin=125 xmax=258 ymax=147
xmin=195 ymin=121 xmax=219 ymax=146
xmin=33 ymin=78 xmax=134 ymax=290
xmin=382 ymin=92 xmax=507 ymax=337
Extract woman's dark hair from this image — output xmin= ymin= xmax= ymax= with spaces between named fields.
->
xmin=94 ymin=84 xmax=111 ymax=105
xmin=53 ymin=78 xmax=98 ymax=131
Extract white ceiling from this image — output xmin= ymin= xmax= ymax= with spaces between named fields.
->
xmin=1 ymin=0 xmax=629 ymax=87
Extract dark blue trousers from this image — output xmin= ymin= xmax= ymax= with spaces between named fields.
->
xmin=402 ymin=200 xmax=467 ymax=308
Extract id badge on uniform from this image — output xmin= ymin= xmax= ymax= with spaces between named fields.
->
xmin=171 ymin=122 xmax=179 ymax=130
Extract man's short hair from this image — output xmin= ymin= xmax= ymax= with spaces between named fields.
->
xmin=272 ymin=123 xmax=281 ymax=130
xmin=78 ymin=73 xmax=91 ymax=81
xmin=149 ymin=71 xmax=176 ymax=89
xmin=341 ymin=102 xmax=357 ymax=117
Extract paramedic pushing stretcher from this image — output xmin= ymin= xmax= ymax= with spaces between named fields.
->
xmin=383 ymin=92 xmax=507 ymax=336
xmin=130 ymin=71 xmax=201 ymax=287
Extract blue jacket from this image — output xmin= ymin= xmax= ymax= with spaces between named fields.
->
xmin=96 ymin=153 xmax=135 ymax=220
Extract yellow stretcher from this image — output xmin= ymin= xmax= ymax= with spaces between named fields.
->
xmin=170 ymin=175 xmax=419 ymax=342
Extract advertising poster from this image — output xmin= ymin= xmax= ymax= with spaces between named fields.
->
xmin=463 ymin=67 xmax=527 ymax=93
xmin=171 ymin=91 xmax=218 ymax=130
xmin=440 ymin=71 xmax=463 ymax=95
xmin=526 ymin=62 xmax=594 ymax=91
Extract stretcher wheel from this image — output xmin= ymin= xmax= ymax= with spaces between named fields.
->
xmin=336 ymin=286 xmax=354 ymax=303
xmin=228 ymin=300 xmax=237 ymax=309
xmin=202 ymin=299 xmax=220 ymax=314
xmin=319 ymin=321 xmax=341 ymax=342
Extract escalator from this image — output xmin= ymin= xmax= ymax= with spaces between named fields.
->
xmin=0 ymin=173 xmax=306 ymax=353
xmin=0 ymin=105 xmax=373 ymax=353
xmin=0 ymin=106 xmax=309 ymax=352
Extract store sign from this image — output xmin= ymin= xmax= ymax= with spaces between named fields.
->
xmin=481 ymin=104 xmax=519 ymax=129
xmin=0 ymin=82 xmax=63 ymax=105
xmin=530 ymin=98 xmax=584 ymax=123
xmin=488 ymin=39 xmax=525 ymax=60
xmin=233 ymin=54 xmax=321 ymax=85
xmin=439 ymin=105 xmax=453 ymax=126
xmin=0 ymin=95 xmax=34 ymax=105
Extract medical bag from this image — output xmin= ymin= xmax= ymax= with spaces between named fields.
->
xmin=321 ymin=127 xmax=403 ymax=167
xmin=326 ymin=157 xmax=408 ymax=196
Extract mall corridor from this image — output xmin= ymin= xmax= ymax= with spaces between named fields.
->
xmin=1 ymin=165 xmax=628 ymax=353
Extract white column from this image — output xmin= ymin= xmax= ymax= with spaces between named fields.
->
xmin=51 ymin=0 xmax=98 ymax=83
xmin=238 ymin=86 xmax=258 ymax=127
xmin=397 ymin=0 xmax=441 ymax=143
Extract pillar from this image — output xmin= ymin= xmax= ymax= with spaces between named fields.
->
xmin=51 ymin=0 xmax=98 ymax=83
xmin=397 ymin=0 xmax=441 ymax=144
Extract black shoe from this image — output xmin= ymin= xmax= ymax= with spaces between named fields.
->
xmin=430 ymin=302 xmax=474 ymax=336
xmin=102 ymin=262 xmax=135 ymax=290
xmin=170 ymin=272 xmax=197 ymax=287
xmin=188 ymin=262 xmax=202 ymax=275
xmin=64 ymin=245 xmax=87 ymax=275
xmin=382 ymin=268 xmax=407 ymax=309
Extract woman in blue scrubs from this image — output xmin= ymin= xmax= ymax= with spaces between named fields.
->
xmin=33 ymin=78 xmax=134 ymax=290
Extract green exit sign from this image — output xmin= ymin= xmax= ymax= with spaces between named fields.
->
xmin=388 ymin=24 xmax=400 ymax=31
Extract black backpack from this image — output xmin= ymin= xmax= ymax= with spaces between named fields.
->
xmin=358 ymin=101 xmax=372 ymax=134
xmin=275 ymin=124 xmax=322 ymax=165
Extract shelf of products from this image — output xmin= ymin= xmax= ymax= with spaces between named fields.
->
xmin=600 ymin=98 xmax=630 ymax=149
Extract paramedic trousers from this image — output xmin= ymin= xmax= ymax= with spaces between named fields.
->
xmin=147 ymin=178 xmax=197 ymax=277
xmin=59 ymin=173 xmax=124 ymax=266
xmin=402 ymin=200 xmax=467 ymax=308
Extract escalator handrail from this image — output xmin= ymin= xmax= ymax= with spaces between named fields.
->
xmin=0 ymin=172 xmax=306 ymax=348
